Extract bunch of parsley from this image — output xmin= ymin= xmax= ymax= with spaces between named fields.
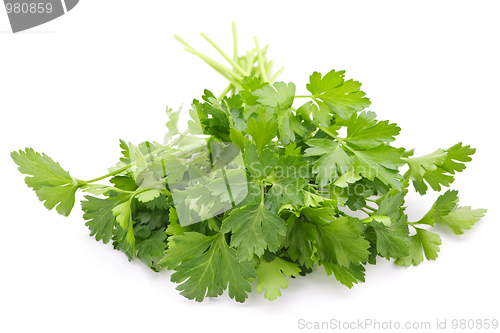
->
xmin=11 ymin=24 xmax=486 ymax=302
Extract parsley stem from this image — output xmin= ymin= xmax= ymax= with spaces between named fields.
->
xmin=361 ymin=208 xmax=372 ymax=215
xmin=318 ymin=125 xmax=356 ymax=154
xmin=294 ymin=95 xmax=313 ymax=98
xmin=232 ymin=22 xmax=238 ymax=61
xmin=80 ymin=130 xmax=189 ymax=185
xmin=245 ymin=50 xmax=256 ymax=74
xmin=200 ymin=33 xmax=249 ymax=77
xmin=266 ymin=59 xmax=274 ymax=78
xmin=175 ymin=35 xmax=243 ymax=81
xmin=365 ymin=205 xmax=377 ymax=212
xmin=183 ymin=47 xmax=244 ymax=81
xmin=254 ymin=36 xmax=268 ymax=82
xmin=269 ymin=66 xmax=284 ymax=83
xmin=260 ymin=181 xmax=265 ymax=202
xmin=218 ymin=84 xmax=233 ymax=101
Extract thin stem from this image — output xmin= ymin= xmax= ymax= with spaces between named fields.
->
xmin=266 ymin=59 xmax=274 ymax=80
xmin=365 ymin=205 xmax=377 ymax=212
xmin=135 ymin=177 xmax=168 ymax=193
xmin=295 ymin=95 xmax=313 ymax=98
xmin=269 ymin=66 xmax=284 ymax=83
xmin=174 ymin=34 xmax=194 ymax=49
xmin=232 ymin=22 xmax=238 ymax=61
xmin=254 ymin=36 xmax=268 ymax=82
xmin=365 ymin=198 xmax=378 ymax=202
xmin=318 ymin=125 xmax=356 ymax=153
xmin=407 ymin=221 xmax=419 ymax=230
xmin=174 ymin=36 xmax=243 ymax=82
xmin=245 ymin=50 xmax=255 ymax=74
xmin=260 ymin=180 xmax=265 ymax=202
xmin=361 ymin=208 xmax=372 ymax=215
xmin=218 ymin=84 xmax=233 ymax=101
xmin=261 ymin=44 xmax=269 ymax=55
xmin=183 ymin=48 xmax=243 ymax=81
xmin=80 ymin=130 xmax=189 ymax=185
xmin=200 ymin=33 xmax=249 ymax=76
xmin=82 ymin=183 xmax=134 ymax=194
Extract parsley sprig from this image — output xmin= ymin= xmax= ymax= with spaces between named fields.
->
xmin=11 ymin=23 xmax=486 ymax=302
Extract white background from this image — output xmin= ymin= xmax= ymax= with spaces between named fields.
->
xmin=1 ymin=1 xmax=499 ymax=332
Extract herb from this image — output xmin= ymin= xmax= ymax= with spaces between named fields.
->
xmin=11 ymin=23 xmax=486 ymax=302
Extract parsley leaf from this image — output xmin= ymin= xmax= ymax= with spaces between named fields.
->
xmin=256 ymin=256 xmax=301 ymax=300
xmin=11 ymin=148 xmax=80 ymax=216
xmin=404 ymin=143 xmax=476 ymax=194
xmin=161 ymin=232 xmax=255 ymax=302
xmin=11 ymin=26 xmax=487 ymax=302
xmin=221 ymin=203 xmax=287 ymax=260
xmin=307 ymin=69 xmax=370 ymax=120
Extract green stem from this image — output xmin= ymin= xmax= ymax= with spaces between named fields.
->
xmin=218 ymin=84 xmax=233 ymax=101
xmin=266 ymin=59 xmax=274 ymax=80
xmin=365 ymin=205 xmax=377 ymax=212
xmin=232 ymin=22 xmax=238 ymax=61
xmin=183 ymin=48 xmax=243 ymax=81
xmin=295 ymin=95 xmax=313 ymax=98
xmin=318 ymin=125 xmax=356 ymax=153
xmin=80 ymin=129 xmax=189 ymax=185
xmin=361 ymin=208 xmax=371 ymax=215
xmin=260 ymin=181 xmax=265 ymax=202
xmin=174 ymin=35 xmax=243 ymax=82
xmin=269 ymin=66 xmax=284 ymax=83
xmin=254 ymin=36 xmax=268 ymax=82
xmin=200 ymin=33 xmax=249 ymax=76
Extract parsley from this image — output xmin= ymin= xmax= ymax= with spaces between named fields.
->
xmin=11 ymin=23 xmax=487 ymax=302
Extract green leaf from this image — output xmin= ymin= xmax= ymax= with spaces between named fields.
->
xmin=437 ymin=206 xmax=487 ymax=235
xmin=332 ymin=169 xmax=361 ymax=187
xmin=136 ymin=229 xmax=167 ymax=269
xmin=345 ymin=111 xmax=400 ymax=149
xmin=323 ymin=262 xmax=365 ymax=288
xmin=305 ymin=139 xmax=350 ymax=187
xmin=405 ymin=143 xmax=475 ymax=195
xmin=369 ymin=215 xmax=410 ymax=259
xmin=417 ymin=190 xmax=459 ymax=226
xmin=351 ymin=145 xmax=405 ymax=190
xmin=229 ymin=128 xmax=245 ymax=151
xmin=81 ymin=195 xmax=126 ymax=244
xmin=404 ymin=149 xmax=447 ymax=181
xmin=109 ymin=176 xmax=138 ymax=191
xmin=240 ymin=76 xmax=267 ymax=106
xmin=256 ymin=257 xmax=301 ymax=300
xmin=253 ymin=81 xmax=296 ymax=109
xmin=285 ymin=215 xmax=317 ymax=268
xmin=136 ymin=189 xmax=162 ymax=203
xmin=303 ymin=209 xmax=370 ymax=267
xmin=221 ymin=203 xmax=287 ymax=261
xmin=11 ymin=148 xmax=80 ymax=216
xmin=243 ymin=143 xmax=278 ymax=180
xmin=246 ymin=117 xmax=278 ymax=153
xmin=375 ymin=191 xmax=405 ymax=220
xmin=265 ymin=154 xmax=308 ymax=212
xmin=112 ymin=200 xmax=135 ymax=246
xmin=166 ymin=232 xmax=256 ymax=302
xmin=307 ymin=69 xmax=370 ymax=120
xmin=394 ymin=227 xmax=441 ymax=266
